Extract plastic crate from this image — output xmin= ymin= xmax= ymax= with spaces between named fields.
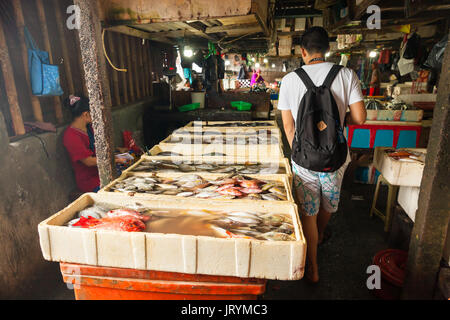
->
xmin=178 ymin=103 xmax=200 ymax=112
xmin=230 ymin=101 xmax=252 ymax=111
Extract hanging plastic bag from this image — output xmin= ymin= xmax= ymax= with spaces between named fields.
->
xmin=423 ymin=34 xmax=448 ymax=70
xmin=24 ymin=27 xmax=63 ymax=96
xmin=122 ymin=130 xmax=142 ymax=155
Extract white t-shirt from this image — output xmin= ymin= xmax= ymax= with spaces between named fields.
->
xmin=278 ymin=62 xmax=364 ymax=127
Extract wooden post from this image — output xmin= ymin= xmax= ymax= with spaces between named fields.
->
xmin=36 ymin=0 xmax=63 ymax=124
xmin=74 ymin=0 xmax=115 ymax=186
xmin=124 ymin=35 xmax=135 ymax=102
xmin=137 ymin=38 xmax=146 ymax=98
xmin=132 ymin=38 xmax=141 ymax=100
xmin=140 ymin=39 xmax=148 ymax=97
xmin=147 ymin=41 xmax=154 ymax=96
xmin=0 ymin=21 xmax=25 ymax=136
xmin=106 ymin=30 xmax=121 ymax=106
xmin=402 ymin=31 xmax=450 ymax=300
xmin=117 ymin=33 xmax=129 ymax=104
xmin=53 ymin=0 xmax=75 ymax=95
xmin=12 ymin=0 xmax=44 ymax=123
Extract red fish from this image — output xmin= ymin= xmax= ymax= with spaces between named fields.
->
xmin=72 ymin=216 xmax=101 ymax=228
xmin=106 ymin=209 xmax=150 ymax=222
xmin=217 ymin=187 xmax=243 ymax=197
xmin=240 ymin=188 xmax=263 ymax=194
xmin=239 ymin=179 xmax=261 ymax=189
xmin=216 ymin=184 xmax=236 ymax=192
xmin=89 ymin=216 xmax=146 ymax=232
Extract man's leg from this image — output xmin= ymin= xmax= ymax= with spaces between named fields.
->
xmin=301 ymin=213 xmax=320 ymax=282
xmin=317 ymin=206 xmax=332 ymax=244
xmin=291 ymin=161 xmax=321 ymax=282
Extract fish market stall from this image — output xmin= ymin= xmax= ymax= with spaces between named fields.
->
xmin=123 ymin=156 xmax=293 ymax=178
xmin=39 ymin=193 xmax=305 ymax=280
xmin=100 ymin=172 xmax=293 ymax=202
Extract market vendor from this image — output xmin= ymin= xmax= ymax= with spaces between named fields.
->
xmin=63 ymin=95 xmax=100 ymax=193
xmin=369 ymin=62 xmax=381 ymax=96
xmin=250 ymin=68 xmax=265 ymax=87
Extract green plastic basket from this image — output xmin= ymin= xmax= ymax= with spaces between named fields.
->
xmin=230 ymin=101 xmax=252 ymax=111
xmin=178 ymin=103 xmax=200 ymax=112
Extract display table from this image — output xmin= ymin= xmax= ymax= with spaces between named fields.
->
xmin=346 ymin=121 xmax=422 ymax=149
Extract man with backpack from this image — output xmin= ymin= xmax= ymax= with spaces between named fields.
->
xmin=278 ymin=27 xmax=366 ymax=283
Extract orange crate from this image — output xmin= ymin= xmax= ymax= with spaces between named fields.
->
xmin=60 ymin=263 xmax=267 ymax=300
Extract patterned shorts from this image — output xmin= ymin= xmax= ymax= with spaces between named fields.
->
xmin=291 ymin=159 xmax=349 ymax=216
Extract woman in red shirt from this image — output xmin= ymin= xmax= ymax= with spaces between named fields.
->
xmin=63 ymin=95 xmax=100 ymax=193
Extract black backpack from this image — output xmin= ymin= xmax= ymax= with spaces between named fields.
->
xmin=291 ymin=64 xmax=348 ymax=172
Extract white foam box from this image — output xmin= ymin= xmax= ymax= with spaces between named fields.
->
xmin=397 ymin=186 xmax=420 ymax=222
xmin=373 ymin=147 xmax=426 ymax=187
xmin=38 ymin=193 xmax=306 ymax=280
xmin=100 ymin=171 xmax=294 ymax=204
xmin=161 ymin=131 xmax=284 ymax=153
xmin=123 ymin=155 xmax=293 ymax=179
xmin=183 ymin=120 xmax=279 ymax=129
xmin=148 ymin=144 xmax=285 ymax=161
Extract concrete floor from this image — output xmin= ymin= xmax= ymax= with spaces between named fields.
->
xmin=23 ymin=114 xmax=390 ymax=300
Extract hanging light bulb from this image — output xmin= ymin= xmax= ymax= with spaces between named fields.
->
xmin=255 ymin=62 xmax=261 ymax=69
xmin=325 ymin=52 xmax=331 ymax=58
xmin=369 ymin=51 xmax=377 ymax=58
xmin=183 ymin=46 xmax=193 ymax=57
xmin=263 ymin=58 xmax=268 ymax=63
xmin=271 ymin=63 xmax=276 ymax=68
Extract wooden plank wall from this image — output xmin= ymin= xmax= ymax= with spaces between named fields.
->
xmin=0 ymin=0 xmax=166 ymax=138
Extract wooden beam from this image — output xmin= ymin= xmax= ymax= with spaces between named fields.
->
xmin=12 ymin=0 xmax=43 ymax=123
xmin=117 ymin=33 xmax=129 ymax=104
xmin=0 ymin=21 xmax=25 ymax=135
xmin=36 ymin=0 xmax=63 ymax=124
xmin=108 ymin=25 xmax=177 ymax=45
xmin=74 ymin=0 xmax=115 ymax=186
xmin=106 ymin=30 xmax=121 ymax=106
xmin=205 ymin=23 xmax=260 ymax=33
xmin=53 ymin=0 xmax=75 ymax=95
xmin=124 ymin=35 xmax=136 ymax=102
xmin=402 ymin=30 xmax=450 ymax=300
xmin=353 ymin=0 xmax=380 ymax=21
xmin=137 ymin=38 xmax=145 ymax=98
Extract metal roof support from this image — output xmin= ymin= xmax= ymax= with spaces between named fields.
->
xmin=74 ymin=0 xmax=115 ymax=187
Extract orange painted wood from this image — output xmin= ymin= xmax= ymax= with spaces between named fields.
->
xmin=60 ymin=263 xmax=266 ymax=300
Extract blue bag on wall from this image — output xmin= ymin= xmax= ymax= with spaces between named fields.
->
xmin=24 ymin=27 xmax=63 ymax=96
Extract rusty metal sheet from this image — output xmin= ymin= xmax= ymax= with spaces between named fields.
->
xmin=99 ymin=0 xmax=253 ymax=24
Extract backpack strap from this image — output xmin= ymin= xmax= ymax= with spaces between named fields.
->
xmin=322 ymin=64 xmax=343 ymax=88
xmin=294 ymin=67 xmax=315 ymax=89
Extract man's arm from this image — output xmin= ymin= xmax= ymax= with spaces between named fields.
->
xmin=281 ymin=110 xmax=295 ymax=149
xmin=345 ymin=100 xmax=366 ymax=126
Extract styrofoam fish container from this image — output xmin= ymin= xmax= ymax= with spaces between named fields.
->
xmin=148 ymin=144 xmax=285 ymax=161
xmin=99 ymin=171 xmax=294 ymax=204
xmin=397 ymin=186 xmax=420 ymax=222
xmin=172 ymin=126 xmax=282 ymax=137
xmin=373 ymin=147 xmax=426 ymax=187
xmin=123 ymin=155 xmax=293 ymax=179
xmin=38 ymin=193 xmax=306 ymax=280
xmin=183 ymin=120 xmax=279 ymax=129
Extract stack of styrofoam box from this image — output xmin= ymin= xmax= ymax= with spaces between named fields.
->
xmin=373 ymin=147 xmax=426 ymax=222
xmin=38 ymin=121 xmax=306 ymax=280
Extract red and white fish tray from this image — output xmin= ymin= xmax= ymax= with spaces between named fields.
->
xmin=38 ymin=193 xmax=306 ymax=280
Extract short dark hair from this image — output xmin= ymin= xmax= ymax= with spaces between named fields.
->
xmin=300 ymin=27 xmax=330 ymax=55
xmin=64 ymin=95 xmax=90 ymax=119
